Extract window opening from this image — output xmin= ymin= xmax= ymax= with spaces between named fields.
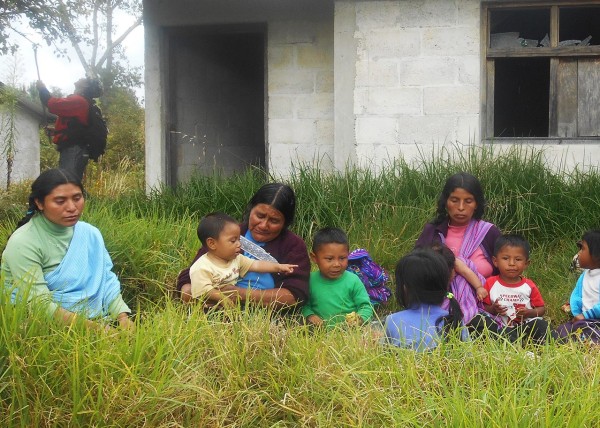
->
xmin=493 ymin=58 xmax=550 ymax=138
xmin=490 ymin=8 xmax=550 ymax=48
xmin=559 ymin=7 xmax=600 ymax=46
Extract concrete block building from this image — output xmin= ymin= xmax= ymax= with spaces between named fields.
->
xmin=0 ymin=85 xmax=45 ymax=189
xmin=143 ymin=0 xmax=600 ymax=188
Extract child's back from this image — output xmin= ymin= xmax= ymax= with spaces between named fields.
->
xmin=385 ymin=304 xmax=453 ymax=351
xmin=384 ymin=248 xmax=467 ymax=351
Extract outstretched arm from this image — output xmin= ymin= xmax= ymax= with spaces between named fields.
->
xmin=249 ymin=260 xmax=298 ymax=274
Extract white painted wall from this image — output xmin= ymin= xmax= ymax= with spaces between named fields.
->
xmin=0 ymin=107 xmax=40 ymax=189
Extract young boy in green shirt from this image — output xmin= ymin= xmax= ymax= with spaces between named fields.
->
xmin=302 ymin=227 xmax=373 ymax=328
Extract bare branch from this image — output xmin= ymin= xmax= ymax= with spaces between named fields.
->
xmin=95 ymin=14 xmax=142 ymax=69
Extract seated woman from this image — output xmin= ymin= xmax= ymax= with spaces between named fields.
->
xmin=177 ymin=183 xmax=310 ymax=309
xmin=415 ymin=172 xmax=501 ymax=329
xmin=178 ymin=183 xmax=311 ymax=309
xmin=1 ymin=169 xmax=133 ymax=330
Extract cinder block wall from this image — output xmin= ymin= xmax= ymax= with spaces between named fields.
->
xmin=352 ymin=0 xmax=480 ymax=167
xmin=267 ymin=19 xmax=334 ymax=177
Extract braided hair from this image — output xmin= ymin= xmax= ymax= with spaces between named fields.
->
xmin=15 ymin=169 xmax=83 ymax=230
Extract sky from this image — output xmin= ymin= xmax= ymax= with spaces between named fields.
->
xmin=2 ymin=11 xmax=145 ymax=101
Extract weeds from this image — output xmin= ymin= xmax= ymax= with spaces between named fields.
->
xmin=2 ymin=146 xmax=600 ymax=425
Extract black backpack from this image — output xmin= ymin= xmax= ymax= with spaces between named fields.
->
xmin=84 ymin=102 xmax=108 ymax=161
xmin=58 ymin=101 xmax=108 ymax=162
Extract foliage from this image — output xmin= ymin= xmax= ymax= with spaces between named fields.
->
xmin=100 ymin=85 xmax=144 ymax=168
xmin=2 ymin=147 xmax=600 ymax=425
xmin=0 ymin=84 xmax=20 ymax=189
xmin=2 ymin=0 xmax=142 ymax=96
xmin=0 ymin=1 xmax=71 ymax=55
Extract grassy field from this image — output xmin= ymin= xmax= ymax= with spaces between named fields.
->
xmin=2 ymin=146 xmax=600 ymax=426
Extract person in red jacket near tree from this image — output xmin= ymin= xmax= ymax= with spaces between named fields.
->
xmin=37 ymin=78 xmax=103 ymax=181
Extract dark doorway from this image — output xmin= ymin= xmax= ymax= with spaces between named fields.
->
xmin=167 ymin=26 xmax=266 ymax=184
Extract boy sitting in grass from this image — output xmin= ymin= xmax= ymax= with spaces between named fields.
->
xmin=302 ymin=227 xmax=373 ymax=328
xmin=482 ymin=234 xmax=548 ymax=344
xmin=189 ymin=212 xmax=297 ymax=308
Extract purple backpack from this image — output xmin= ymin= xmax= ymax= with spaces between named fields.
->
xmin=346 ymin=248 xmax=391 ymax=305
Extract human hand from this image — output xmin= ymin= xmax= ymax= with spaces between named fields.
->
xmin=307 ymin=314 xmax=323 ymax=327
xmin=491 ymin=301 xmax=508 ymax=316
xmin=573 ymin=314 xmax=585 ymax=322
xmin=476 ymin=287 xmax=488 ymax=302
xmin=278 ymin=263 xmax=298 ymax=274
xmin=514 ymin=307 xmax=534 ymax=322
xmin=345 ymin=311 xmax=363 ymax=326
xmin=117 ymin=313 xmax=135 ymax=331
xmin=219 ymin=296 xmax=236 ymax=309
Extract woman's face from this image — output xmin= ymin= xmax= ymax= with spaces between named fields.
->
xmin=446 ymin=187 xmax=477 ymax=227
xmin=35 ymin=183 xmax=85 ymax=227
xmin=248 ymin=203 xmax=286 ymax=243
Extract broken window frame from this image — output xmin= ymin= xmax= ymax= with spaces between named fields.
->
xmin=481 ymin=0 xmax=600 ymax=142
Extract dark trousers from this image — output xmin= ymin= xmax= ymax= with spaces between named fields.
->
xmin=552 ymin=319 xmax=600 ymax=343
xmin=59 ymin=144 xmax=89 ymax=181
xmin=469 ymin=314 xmax=549 ymax=344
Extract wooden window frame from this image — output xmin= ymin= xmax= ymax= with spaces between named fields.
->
xmin=481 ymin=0 xmax=600 ymax=142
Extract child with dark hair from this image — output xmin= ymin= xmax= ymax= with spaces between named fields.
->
xmin=482 ymin=234 xmax=548 ymax=343
xmin=189 ymin=212 xmax=297 ymax=308
xmin=384 ymin=248 xmax=467 ymax=351
xmin=302 ymin=227 xmax=373 ymax=328
xmin=553 ymin=230 xmax=600 ymax=342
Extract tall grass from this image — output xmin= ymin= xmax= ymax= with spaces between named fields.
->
xmin=2 ymin=146 xmax=600 ymax=426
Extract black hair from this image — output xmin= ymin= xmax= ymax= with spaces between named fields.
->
xmin=429 ymin=243 xmax=456 ymax=272
xmin=312 ymin=227 xmax=349 ymax=253
xmin=15 ymin=168 xmax=84 ymax=230
xmin=244 ymin=183 xmax=296 ymax=228
xmin=493 ymin=234 xmax=530 ymax=259
xmin=77 ymin=77 xmax=103 ymax=99
xmin=433 ymin=172 xmax=486 ymax=225
xmin=197 ymin=212 xmax=238 ymax=246
xmin=582 ymin=229 xmax=600 ymax=262
xmin=395 ymin=248 xmax=463 ymax=332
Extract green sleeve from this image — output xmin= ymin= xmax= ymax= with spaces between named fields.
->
xmin=2 ymin=237 xmax=59 ymax=319
xmin=107 ymin=294 xmax=131 ymax=319
xmin=352 ymin=276 xmax=374 ymax=323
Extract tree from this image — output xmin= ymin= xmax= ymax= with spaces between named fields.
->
xmin=101 ymin=85 xmax=144 ymax=168
xmin=0 ymin=1 xmax=70 ymax=55
xmin=2 ymin=1 xmax=143 ymax=95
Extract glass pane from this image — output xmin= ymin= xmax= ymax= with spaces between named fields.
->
xmin=490 ymin=8 xmax=550 ymax=48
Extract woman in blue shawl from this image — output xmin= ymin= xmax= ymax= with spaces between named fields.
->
xmin=1 ymin=169 xmax=133 ymax=330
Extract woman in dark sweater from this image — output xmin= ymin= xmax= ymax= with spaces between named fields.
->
xmin=177 ymin=183 xmax=310 ymax=309
xmin=415 ymin=172 xmax=501 ymax=330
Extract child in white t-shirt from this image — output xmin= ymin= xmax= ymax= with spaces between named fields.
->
xmin=482 ymin=234 xmax=548 ymax=344
xmin=189 ymin=212 xmax=297 ymax=308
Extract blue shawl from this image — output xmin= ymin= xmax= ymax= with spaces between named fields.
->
xmin=44 ymin=221 xmax=122 ymax=319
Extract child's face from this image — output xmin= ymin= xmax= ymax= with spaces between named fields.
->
xmin=578 ymin=240 xmax=600 ymax=269
xmin=208 ymin=222 xmax=242 ymax=261
xmin=492 ymin=245 xmax=530 ymax=283
xmin=311 ymin=243 xmax=349 ymax=280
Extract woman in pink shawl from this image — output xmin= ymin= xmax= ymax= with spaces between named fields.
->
xmin=415 ymin=172 xmax=501 ymax=331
